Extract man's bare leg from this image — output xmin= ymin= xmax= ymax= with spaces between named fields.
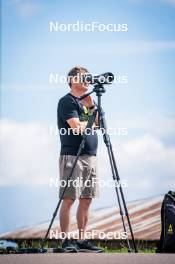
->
xmin=60 ymin=198 xmax=75 ymax=237
xmin=76 ymin=198 xmax=92 ymax=239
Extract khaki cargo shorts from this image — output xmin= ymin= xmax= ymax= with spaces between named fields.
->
xmin=59 ymin=155 xmax=99 ymax=199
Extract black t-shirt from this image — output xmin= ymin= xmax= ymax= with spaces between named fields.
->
xmin=57 ymin=93 xmax=98 ymax=156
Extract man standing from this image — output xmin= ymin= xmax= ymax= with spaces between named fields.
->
xmin=57 ymin=66 xmax=102 ymax=252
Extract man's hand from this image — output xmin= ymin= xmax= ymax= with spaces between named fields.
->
xmin=81 ymin=95 xmax=95 ymax=108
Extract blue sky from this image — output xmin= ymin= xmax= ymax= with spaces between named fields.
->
xmin=0 ymin=0 xmax=175 ymax=233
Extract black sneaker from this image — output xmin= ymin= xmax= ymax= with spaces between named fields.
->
xmin=76 ymin=240 xmax=103 ymax=253
xmin=61 ymin=238 xmax=78 ymax=253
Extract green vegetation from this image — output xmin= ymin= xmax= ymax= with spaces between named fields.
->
xmin=102 ymin=246 xmax=156 ymax=253
xmin=12 ymin=239 xmax=157 ymax=253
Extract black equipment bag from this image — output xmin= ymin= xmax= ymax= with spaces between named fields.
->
xmin=157 ymin=191 xmax=175 ymax=253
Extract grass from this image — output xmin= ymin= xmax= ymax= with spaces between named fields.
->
xmin=102 ymin=247 xmax=156 ymax=253
xmin=15 ymin=239 xmax=158 ymax=253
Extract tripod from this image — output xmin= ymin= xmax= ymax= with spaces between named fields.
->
xmin=40 ymin=84 xmax=138 ymax=253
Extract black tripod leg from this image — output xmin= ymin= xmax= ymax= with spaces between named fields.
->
xmin=40 ymin=110 xmax=98 ymax=250
xmin=109 ymin=143 xmax=138 ymax=253
xmin=104 ymin=139 xmax=132 ymax=252
xmin=99 ymin=107 xmax=137 ymax=253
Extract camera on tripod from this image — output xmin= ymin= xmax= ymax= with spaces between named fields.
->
xmin=79 ymin=72 xmax=114 ymax=100
xmin=82 ymin=72 xmax=114 ymax=85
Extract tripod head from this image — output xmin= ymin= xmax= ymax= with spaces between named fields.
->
xmin=78 ymin=71 xmax=113 ymax=100
xmin=93 ymin=83 xmax=106 ymax=96
xmin=78 ymin=72 xmax=114 ymax=129
xmin=78 ymin=77 xmax=110 ymax=101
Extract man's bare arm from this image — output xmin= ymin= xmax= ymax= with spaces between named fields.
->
xmin=67 ymin=118 xmax=87 ymax=134
xmin=67 ymin=117 xmax=98 ymax=133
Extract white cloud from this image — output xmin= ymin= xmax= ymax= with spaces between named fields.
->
xmin=121 ymin=134 xmax=175 ymax=171
xmin=6 ymin=0 xmax=23 ymax=4
xmin=166 ymin=0 xmax=175 ymax=5
xmin=47 ymin=41 xmax=174 ymax=57
xmin=107 ymin=116 xmax=175 ymax=141
xmin=129 ymin=0 xmax=175 ymax=7
xmin=120 ymin=134 xmax=175 ymax=193
xmin=16 ymin=1 xmax=40 ymax=19
xmin=0 ymin=119 xmax=59 ymax=186
xmin=0 ymin=119 xmax=174 ymax=200
xmin=97 ymin=133 xmax=175 ymax=198
xmin=6 ymin=0 xmax=41 ymax=19
xmin=91 ymin=41 xmax=175 ymax=55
